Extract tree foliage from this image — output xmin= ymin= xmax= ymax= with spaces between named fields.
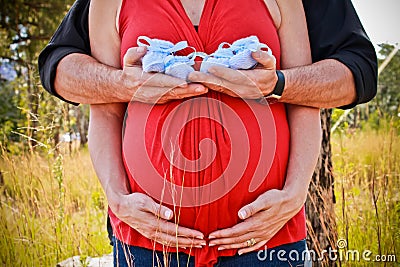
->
xmin=332 ymin=43 xmax=400 ymax=133
xmin=0 ymin=0 xmax=88 ymax=153
xmin=376 ymin=43 xmax=400 ymax=115
xmin=359 ymin=44 xmax=400 ymax=133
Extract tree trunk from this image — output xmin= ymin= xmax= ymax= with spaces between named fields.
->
xmin=306 ymin=109 xmax=337 ymax=266
xmin=76 ymin=105 xmax=88 ymax=146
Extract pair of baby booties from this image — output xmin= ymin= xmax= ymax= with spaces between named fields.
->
xmin=137 ymin=35 xmax=272 ymax=80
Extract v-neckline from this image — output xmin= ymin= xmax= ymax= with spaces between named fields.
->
xmin=176 ymin=0 xmax=208 ymax=35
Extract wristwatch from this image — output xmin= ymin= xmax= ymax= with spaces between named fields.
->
xmin=264 ymin=70 xmax=285 ymax=104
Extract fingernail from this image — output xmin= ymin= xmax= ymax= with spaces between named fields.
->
xmin=209 ymin=243 xmax=216 ymax=247
xmin=179 ymin=83 xmax=188 ymax=88
xmin=195 ymin=86 xmax=205 ymax=92
xmin=218 ymin=247 xmax=225 ymax=251
xmin=164 ymin=210 xmax=172 ymax=219
xmin=238 ymin=210 xmax=247 ymax=219
xmin=238 ymin=251 xmax=243 ymax=255
xmin=209 ymin=235 xmax=216 ymax=239
xmin=137 ymin=47 xmax=146 ymax=53
xmin=195 ymin=245 xmax=203 ymax=248
xmin=201 ymin=242 xmax=207 ymax=246
xmin=196 ymin=235 xmax=204 ymax=239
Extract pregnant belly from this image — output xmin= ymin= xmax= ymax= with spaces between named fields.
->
xmin=122 ymin=92 xmax=289 ymax=231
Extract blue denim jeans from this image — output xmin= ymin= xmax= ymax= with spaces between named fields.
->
xmin=113 ymin=238 xmax=312 ymax=267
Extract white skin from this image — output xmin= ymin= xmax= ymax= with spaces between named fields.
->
xmin=88 ymin=0 xmax=321 ymax=254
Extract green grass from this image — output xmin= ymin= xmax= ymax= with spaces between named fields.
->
xmin=0 ymin=126 xmax=399 ymax=266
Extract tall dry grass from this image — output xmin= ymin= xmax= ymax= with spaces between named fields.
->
xmin=0 ymin=124 xmax=399 ymax=266
xmin=332 ymin=124 xmax=399 ymax=266
xmin=0 ymin=146 xmax=110 ymax=266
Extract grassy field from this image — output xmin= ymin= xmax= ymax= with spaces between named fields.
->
xmin=0 ymin=126 xmax=399 ymax=266
xmin=0 ymin=147 xmax=111 ymax=266
xmin=332 ymin=126 xmax=399 ymax=266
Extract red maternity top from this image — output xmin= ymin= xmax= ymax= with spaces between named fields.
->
xmin=109 ymin=0 xmax=306 ymax=266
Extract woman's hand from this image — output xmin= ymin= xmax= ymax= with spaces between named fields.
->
xmin=119 ymin=47 xmax=207 ymax=104
xmin=208 ymin=188 xmax=306 ymax=255
xmin=188 ymin=50 xmax=277 ymax=99
xmin=109 ymin=192 xmax=206 ymax=249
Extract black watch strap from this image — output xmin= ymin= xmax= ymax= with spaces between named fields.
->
xmin=271 ymin=70 xmax=285 ymax=96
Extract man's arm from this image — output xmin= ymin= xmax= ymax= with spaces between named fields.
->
xmin=189 ymin=0 xmax=377 ymax=109
xmin=38 ymin=0 xmax=91 ymax=105
xmin=39 ymin=0 xmax=377 ymax=108
xmin=54 ymin=54 xmax=133 ymax=104
xmin=39 ymin=0 xmax=133 ymax=104
xmin=298 ymin=0 xmax=378 ymax=109
xmin=280 ymin=59 xmax=356 ymax=108
xmin=38 ymin=0 xmax=141 ymax=104
xmin=38 ymin=0 xmax=202 ymax=105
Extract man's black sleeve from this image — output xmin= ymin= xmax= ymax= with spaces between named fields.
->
xmin=38 ymin=0 xmax=90 ymax=105
xmin=303 ymin=0 xmax=378 ymax=109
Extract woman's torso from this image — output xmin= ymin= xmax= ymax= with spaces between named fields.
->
xmin=111 ymin=0 xmax=306 ymax=266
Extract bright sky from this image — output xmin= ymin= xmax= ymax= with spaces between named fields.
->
xmin=352 ymin=0 xmax=399 ymax=50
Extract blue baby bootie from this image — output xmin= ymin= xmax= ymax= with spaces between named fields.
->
xmin=200 ymin=36 xmax=272 ymax=72
xmin=200 ymin=43 xmax=232 ymax=73
xmin=229 ymin=36 xmax=272 ymax=70
xmin=164 ymin=54 xmax=195 ymax=81
xmin=137 ymin=36 xmax=190 ymax=73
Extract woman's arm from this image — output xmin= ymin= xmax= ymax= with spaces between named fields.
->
xmin=88 ymin=0 xmax=205 ymax=247
xmin=208 ymin=0 xmax=321 ymax=253
xmin=277 ymin=0 xmax=321 ymax=206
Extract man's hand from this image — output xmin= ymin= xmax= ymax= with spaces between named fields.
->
xmin=110 ymin=192 xmax=206 ymax=249
xmin=208 ymin=189 xmax=305 ymax=255
xmin=120 ymin=47 xmax=207 ymax=104
xmin=188 ymin=50 xmax=277 ymax=99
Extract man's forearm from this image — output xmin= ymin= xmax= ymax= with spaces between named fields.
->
xmin=55 ymin=55 xmax=357 ymax=108
xmin=281 ymin=59 xmax=356 ymax=108
xmin=55 ymin=53 xmax=129 ymax=104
